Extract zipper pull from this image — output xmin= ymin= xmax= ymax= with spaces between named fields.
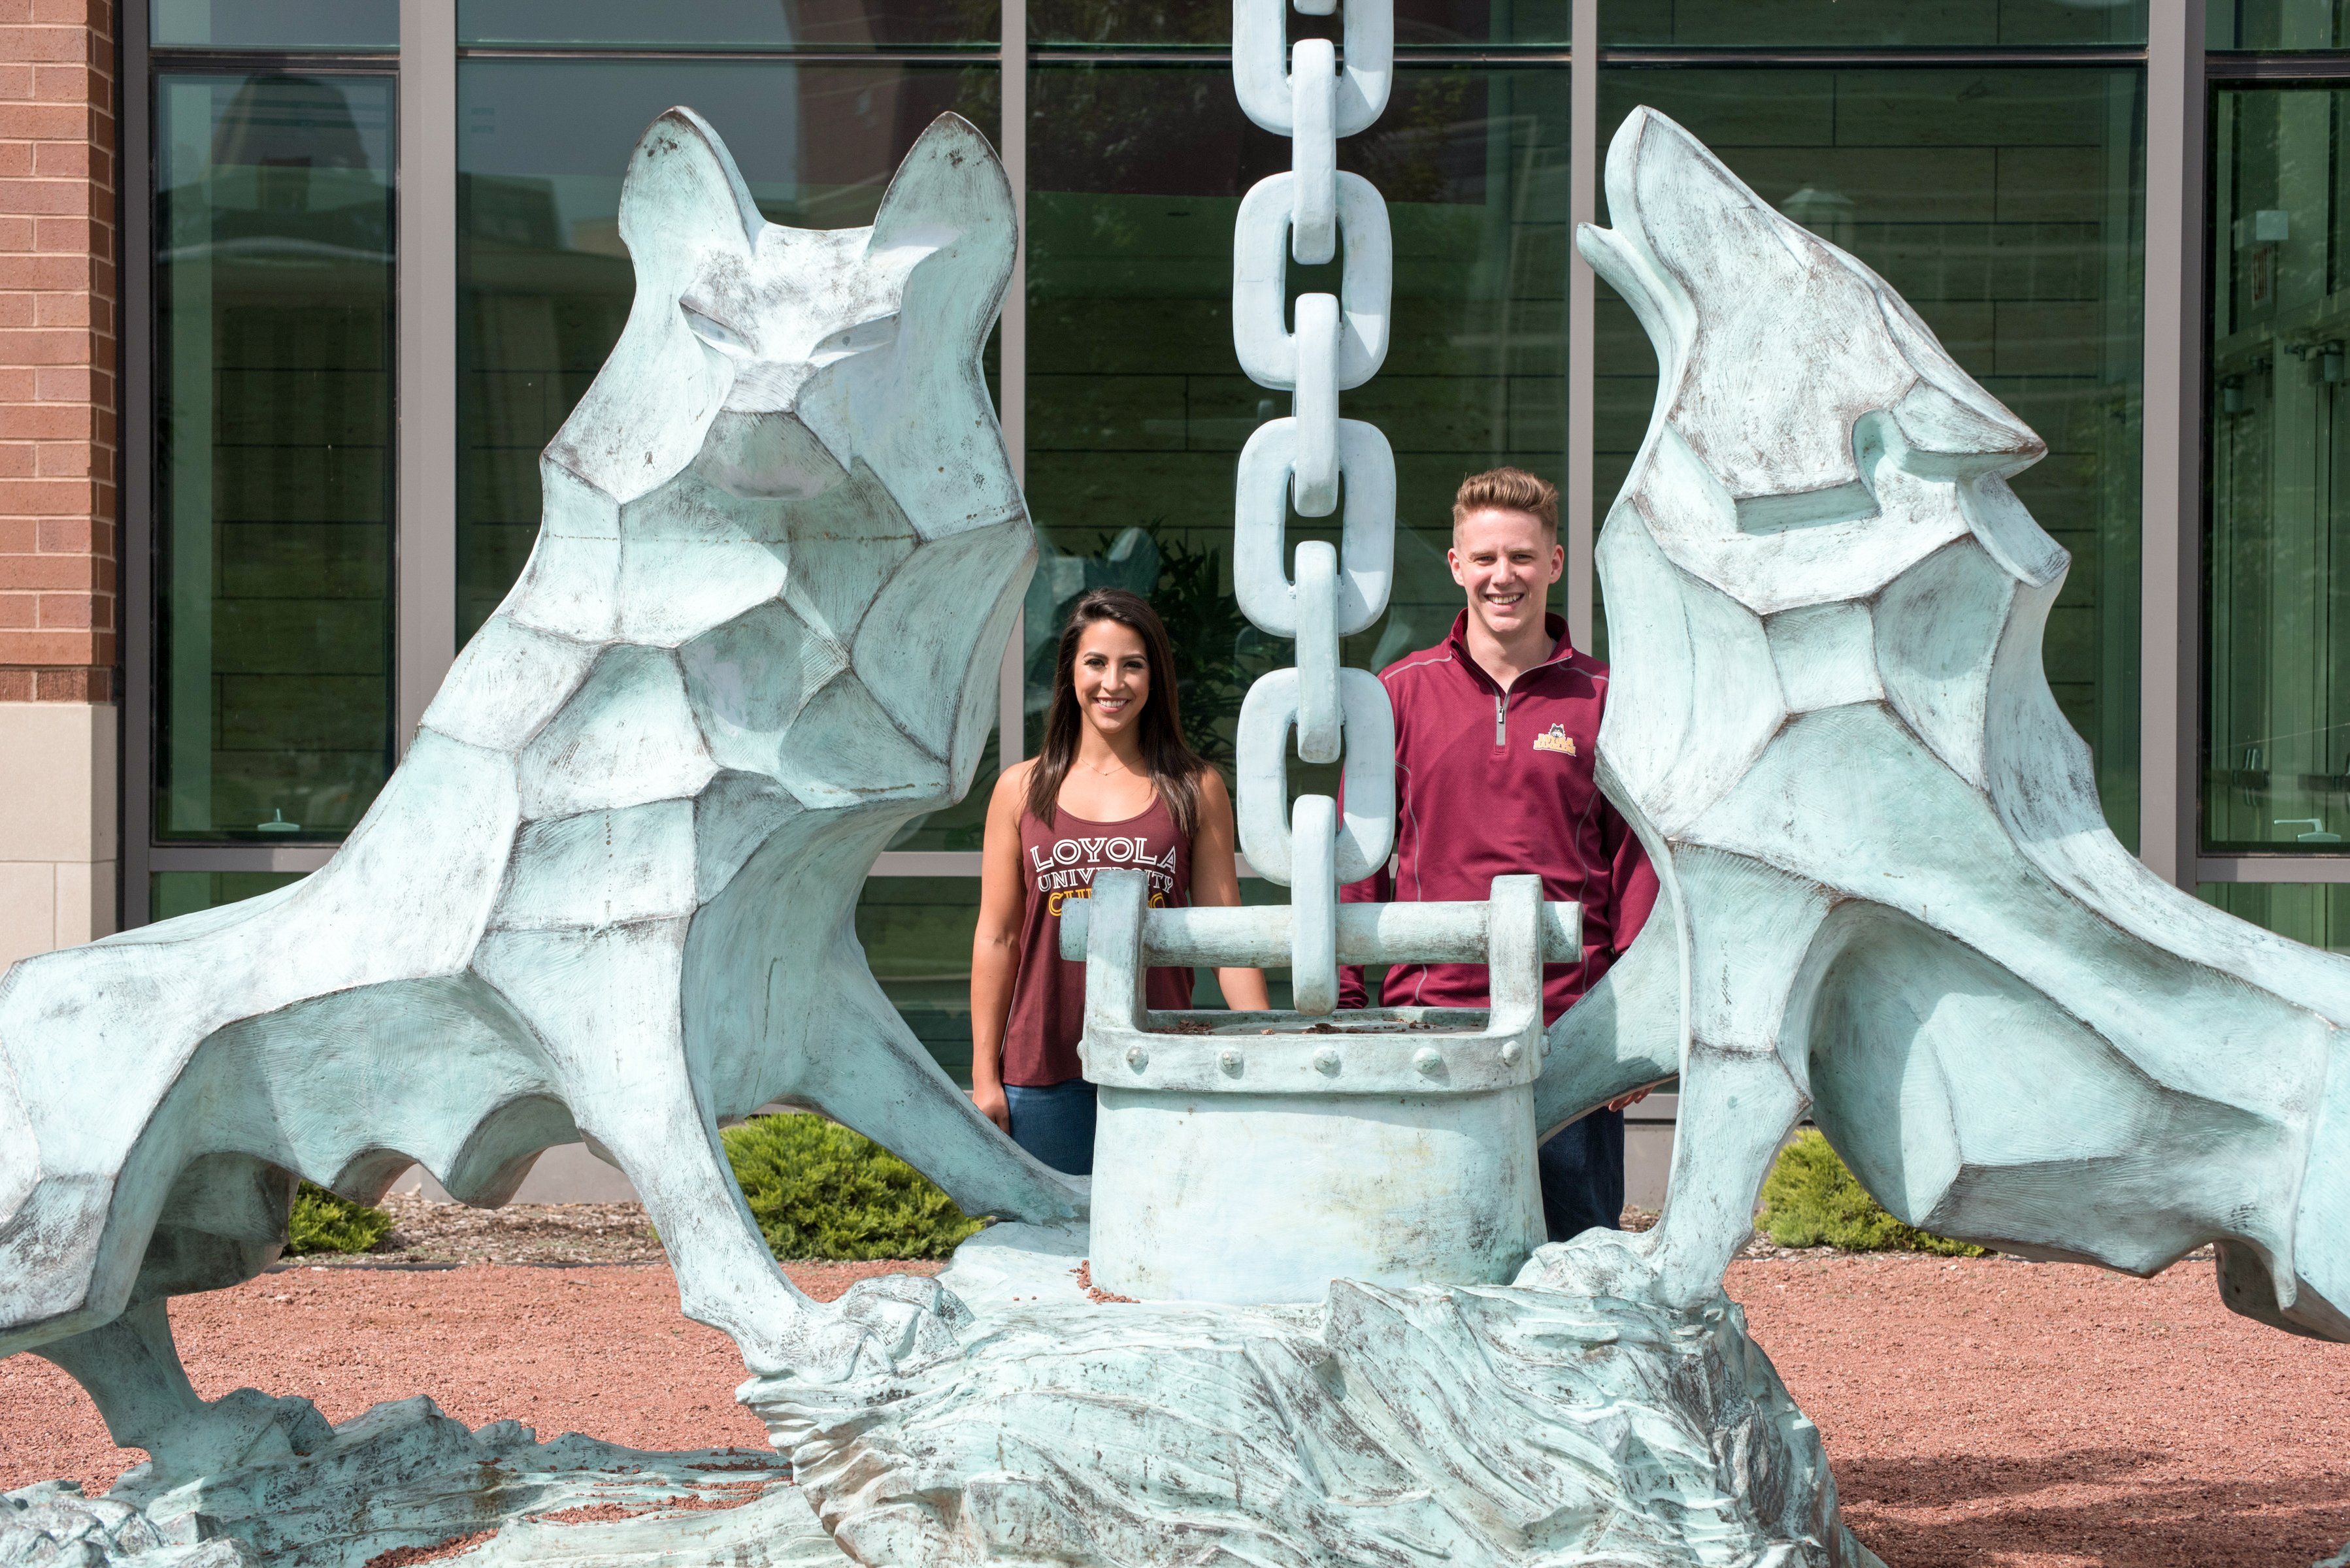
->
xmin=1495 ymin=693 xmax=1507 ymax=746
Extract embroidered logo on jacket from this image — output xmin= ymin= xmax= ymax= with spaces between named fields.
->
xmin=1533 ymin=723 xmax=1578 ymax=755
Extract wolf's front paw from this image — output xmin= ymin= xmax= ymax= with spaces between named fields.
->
xmin=1519 ymin=1222 xmax=1733 ymax=1313
xmin=836 ymin=1273 xmax=972 ymax=1364
xmin=118 ymin=1389 xmax=337 ymax=1497
xmin=744 ymin=1313 xmax=888 ymax=1384
xmin=742 ymin=1277 xmax=971 ymax=1383
xmin=1517 ymin=1226 xmax=1663 ymax=1300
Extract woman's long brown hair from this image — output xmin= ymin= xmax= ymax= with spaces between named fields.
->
xmin=1024 ymin=588 xmax=1206 ymax=839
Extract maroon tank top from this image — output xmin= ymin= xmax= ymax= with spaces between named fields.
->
xmin=1002 ymin=794 xmax=1195 ymax=1086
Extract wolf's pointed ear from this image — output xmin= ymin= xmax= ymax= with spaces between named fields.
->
xmin=618 ymin=107 xmax=763 ymax=273
xmin=870 ymin=113 xmax=1014 ymax=259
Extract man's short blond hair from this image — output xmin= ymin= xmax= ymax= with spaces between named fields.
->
xmin=1452 ymin=466 xmax=1559 ymax=538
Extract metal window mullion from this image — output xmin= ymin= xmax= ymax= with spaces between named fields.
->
xmin=122 ymin=0 xmax=152 ymax=927
xmin=1566 ymin=1 xmax=1596 ymax=644
xmin=2195 ymin=857 xmax=2350 ymax=883
xmin=149 ymin=845 xmax=338 ymax=874
xmin=396 ymin=0 xmax=458 ymax=759
xmin=998 ymin=0 xmax=1028 ymax=772
xmin=2141 ymin=1 xmax=2207 ymax=887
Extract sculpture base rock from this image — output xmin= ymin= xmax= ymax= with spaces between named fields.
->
xmin=743 ymin=1224 xmax=1883 ymax=1567
xmin=3 ymin=1397 xmax=833 ymax=1568
xmin=10 ymin=1230 xmax=1879 ymax=1568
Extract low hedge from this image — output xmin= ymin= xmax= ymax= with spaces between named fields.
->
xmin=1756 ymin=1130 xmax=1984 ymax=1256
xmin=286 ymin=1181 xmax=395 ymax=1255
xmin=722 ymin=1113 xmax=987 ymax=1262
xmin=276 ymin=1119 xmax=984 ymax=1263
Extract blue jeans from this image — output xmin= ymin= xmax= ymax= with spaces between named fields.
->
xmin=1540 ymin=1107 xmax=1625 ymax=1241
xmin=1005 ymin=1079 xmax=1098 ymax=1176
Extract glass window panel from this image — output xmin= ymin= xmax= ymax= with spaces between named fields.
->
xmin=858 ymin=877 xmax=982 ymax=1085
xmin=2199 ymin=881 xmax=2350 ymax=953
xmin=1591 ymin=70 xmax=2146 ymax=849
xmin=459 ymin=0 xmax=997 ymax=48
xmin=1603 ymin=0 xmax=2147 ymax=47
xmin=2204 ymin=85 xmax=2350 ymax=855
xmin=2208 ymin=2 xmax=2350 ymax=50
xmin=153 ymin=0 xmax=398 ymax=50
xmin=150 ymin=870 xmax=307 ymax=920
xmin=1026 ymin=63 xmax=1572 ymax=787
xmin=1028 ymin=0 xmax=1566 ymax=50
xmin=156 ymin=73 xmax=395 ymax=844
xmin=885 ymin=727 xmax=1000 ymax=851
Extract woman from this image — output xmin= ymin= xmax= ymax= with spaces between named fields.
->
xmin=970 ymin=588 xmax=1269 ymax=1174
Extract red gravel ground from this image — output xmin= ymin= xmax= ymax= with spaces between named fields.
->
xmin=0 ymin=1261 xmax=935 ymax=1503
xmin=3 ymin=1254 xmax=2344 ymax=1567
xmin=1737 ymin=1255 xmax=2349 ymax=1568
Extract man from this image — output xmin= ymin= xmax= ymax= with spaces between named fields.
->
xmin=1338 ymin=466 xmax=1660 ymax=1241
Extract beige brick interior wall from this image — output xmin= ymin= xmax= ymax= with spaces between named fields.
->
xmin=0 ymin=0 xmax=118 ymax=964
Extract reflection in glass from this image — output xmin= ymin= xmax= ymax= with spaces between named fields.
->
xmin=1592 ymin=70 xmax=2145 ymax=848
xmin=858 ymin=877 xmax=983 ymax=1085
xmin=2206 ymin=86 xmax=2350 ymax=855
xmin=150 ymin=870 xmax=306 ymax=921
xmin=153 ymin=0 xmax=397 ymax=50
xmin=2200 ymin=883 xmax=2350 ymax=953
xmin=1601 ymin=0 xmax=2145 ymax=47
xmin=1029 ymin=0 xmax=1566 ymax=48
xmin=2208 ymin=3 xmax=2347 ymax=50
xmin=459 ymin=0 xmax=997 ymax=50
xmin=156 ymin=74 xmax=395 ymax=843
xmin=1025 ymin=64 xmax=1572 ymax=776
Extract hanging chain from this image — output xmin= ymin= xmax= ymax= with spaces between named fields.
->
xmin=1229 ymin=0 xmax=1397 ymax=1015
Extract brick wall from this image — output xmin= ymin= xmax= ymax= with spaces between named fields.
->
xmin=0 ymin=0 xmax=116 ymax=965
xmin=0 ymin=0 xmax=115 ymax=704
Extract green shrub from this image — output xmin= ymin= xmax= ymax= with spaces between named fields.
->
xmin=721 ymin=1114 xmax=987 ymax=1262
xmin=286 ymin=1181 xmax=394 ymax=1255
xmin=1757 ymin=1130 xmax=1985 ymax=1256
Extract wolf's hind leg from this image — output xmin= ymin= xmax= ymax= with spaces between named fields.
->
xmin=31 ymin=1298 xmax=333 ymax=1486
xmin=572 ymin=1056 xmax=953 ymax=1380
xmin=484 ymin=927 xmax=946 ymax=1382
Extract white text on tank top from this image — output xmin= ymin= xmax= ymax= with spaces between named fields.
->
xmin=1028 ymin=833 xmax=1180 ymax=917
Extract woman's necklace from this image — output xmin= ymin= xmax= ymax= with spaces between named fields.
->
xmin=1081 ymin=755 xmax=1135 ymax=779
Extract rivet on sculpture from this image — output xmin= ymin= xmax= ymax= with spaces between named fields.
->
xmin=0 ymin=107 xmax=1078 ymax=1487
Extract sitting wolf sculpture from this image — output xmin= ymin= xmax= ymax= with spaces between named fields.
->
xmin=1534 ymin=107 xmax=2350 ymax=1345
xmin=0 ymin=108 xmax=1077 ymax=1477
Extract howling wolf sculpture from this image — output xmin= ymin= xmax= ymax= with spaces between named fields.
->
xmin=1538 ymin=106 xmax=2350 ymax=1343
xmin=0 ymin=108 xmax=1076 ymax=1479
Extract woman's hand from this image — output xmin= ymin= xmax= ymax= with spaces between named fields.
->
xmin=970 ymin=1083 xmax=1012 ymax=1133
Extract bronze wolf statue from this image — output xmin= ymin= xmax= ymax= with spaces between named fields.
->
xmin=0 ymin=108 xmax=1076 ymax=1482
xmin=1535 ymin=107 xmax=2350 ymax=1345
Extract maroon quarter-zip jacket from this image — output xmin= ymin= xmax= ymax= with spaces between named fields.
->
xmin=1337 ymin=612 xmax=1658 ymax=1025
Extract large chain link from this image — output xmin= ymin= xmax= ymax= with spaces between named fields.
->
xmin=1229 ymin=0 xmax=1396 ymax=1015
